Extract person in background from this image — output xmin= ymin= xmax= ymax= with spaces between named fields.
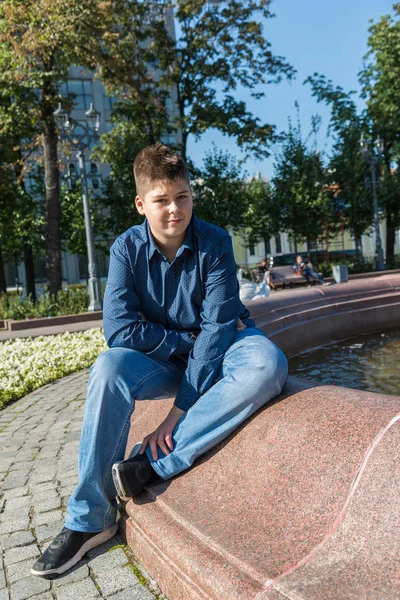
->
xmin=293 ymin=255 xmax=328 ymax=286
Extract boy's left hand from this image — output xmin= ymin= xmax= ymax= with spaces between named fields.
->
xmin=139 ymin=406 xmax=185 ymax=461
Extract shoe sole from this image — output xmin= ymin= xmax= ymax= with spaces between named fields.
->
xmin=112 ymin=462 xmax=130 ymax=501
xmin=30 ymin=523 xmax=118 ymax=577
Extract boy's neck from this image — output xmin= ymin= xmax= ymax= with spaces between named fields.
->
xmin=151 ymin=231 xmax=186 ymax=262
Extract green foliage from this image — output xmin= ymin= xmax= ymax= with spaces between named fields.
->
xmin=359 ymin=5 xmax=400 ymax=262
xmin=317 ymin=257 xmax=376 ymax=278
xmin=0 ymin=288 xmax=89 ymax=320
xmin=305 ymin=74 xmax=374 ymax=250
xmin=191 ymin=146 xmax=247 ymax=231
xmin=94 ymin=118 xmax=151 ymax=237
xmin=242 ymin=175 xmax=280 ymax=249
xmin=272 ymin=110 xmax=331 ymax=252
xmin=165 ymin=0 xmax=295 ymax=158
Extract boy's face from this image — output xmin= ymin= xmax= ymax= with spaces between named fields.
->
xmin=135 ymin=178 xmax=193 ymax=249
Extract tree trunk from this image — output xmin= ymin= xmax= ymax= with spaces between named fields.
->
xmin=23 ymin=238 xmax=36 ymax=301
xmin=42 ymin=111 xmax=62 ymax=295
xmin=0 ymin=243 xmax=7 ymax=294
xmin=386 ymin=212 xmax=396 ymax=269
xmin=354 ymin=234 xmax=362 ymax=258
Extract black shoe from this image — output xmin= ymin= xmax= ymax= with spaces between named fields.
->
xmin=112 ymin=452 xmax=159 ymax=499
xmin=31 ymin=524 xmax=118 ymax=577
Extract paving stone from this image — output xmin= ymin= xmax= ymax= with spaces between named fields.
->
xmin=95 ymin=566 xmax=140 ymax=597
xmin=52 ymin=562 xmax=89 ymax=587
xmin=0 ymin=517 xmax=29 ymax=535
xmin=31 ymin=490 xmax=59 ymax=504
xmin=54 ymin=577 xmax=99 ymax=600
xmin=108 ymin=585 xmax=156 ymax=600
xmin=0 ymin=587 xmax=9 ymax=600
xmin=56 ymin=486 xmax=75 ymax=498
xmin=4 ymin=544 xmax=39 ymax=566
xmin=1 ymin=476 xmax=29 ymax=491
xmin=0 ymin=531 xmax=35 ymax=552
xmin=28 ymin=483 xmax=57 ymax=496
xmin=86 ymin=536 xmax=122 ymax=560
xmin=88 ymin=548 xmax=128 ymax=578
xmin=33 ymin=496 xmax=61 ymax=514
xmin=0 ymin=506 xmax=31 ymax=523
xmin=2 ymin=497 xmax=32 ymax=512
xmin=9 ymin=575 xmax=51 ymax=600
xmin=28 ymin=471 xmax=56 ymax=485
xmin=27 ymin=594 xmax=54 ymax=600
xmin=0 ymin=487 xmax=29 ymax=500
xmin=6 ymin=558 xmax=34 ymax=583
xmin=0 ymin=570 xmax=5 ymax=589
xmin=31 ymin=510 xmax=63 ymax=528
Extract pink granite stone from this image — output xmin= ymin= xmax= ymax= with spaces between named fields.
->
xmin=260 ymin=416 xmax=400 ymax=600
xmin=123 ymin=380 xmax=400 ymax=600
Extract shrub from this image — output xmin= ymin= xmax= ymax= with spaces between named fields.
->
xmin=0 ymin=328 xmax=107 ymax=409
xmin=0 ymin=288 xmax=90 ymax=320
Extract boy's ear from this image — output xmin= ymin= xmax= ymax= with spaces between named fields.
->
xmin=135 ymin=195 xmax=145 ymax=215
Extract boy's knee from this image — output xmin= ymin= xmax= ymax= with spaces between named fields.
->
xmin=90 ymin=348 xmax=125 ymax=382
xmin=248 ymin=338 xmax=288 ymax=390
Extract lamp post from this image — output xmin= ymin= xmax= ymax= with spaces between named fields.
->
xmin=360 ymin=133 xmax=385 ymax=271
xmin=54 ymin=102 xmax=103 ymax=310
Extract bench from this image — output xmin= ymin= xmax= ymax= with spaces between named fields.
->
xmin=269 ymin=265 xmax=322 ymax=289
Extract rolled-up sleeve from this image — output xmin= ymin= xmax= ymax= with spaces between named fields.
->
xmin=103 ymin=239 xmax=193 ymax=361
xmin=174 ymin=235 xmax=244 ymax=411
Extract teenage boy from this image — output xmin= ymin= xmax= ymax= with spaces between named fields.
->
xmin=31 ymin=143 xmax=288 ymax=578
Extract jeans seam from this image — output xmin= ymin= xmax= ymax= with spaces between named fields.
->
xmin=102 ymin=364 xmax=179 ymax=529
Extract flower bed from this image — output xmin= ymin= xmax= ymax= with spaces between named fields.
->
xmin=0 ymin=328 xmax=107 ymax=410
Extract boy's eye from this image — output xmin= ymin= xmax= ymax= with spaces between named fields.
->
xmin=177 ymin=195 xmax=187 ymax=200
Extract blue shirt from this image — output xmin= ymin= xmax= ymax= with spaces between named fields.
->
xmin=103 ymin=214 xmax=255 ymax=411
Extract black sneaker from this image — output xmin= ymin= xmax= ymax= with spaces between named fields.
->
xmin=112 ymin=452 xmax=159 ymax=499
xmin=31 ymin=523 xmax=118 ymax=577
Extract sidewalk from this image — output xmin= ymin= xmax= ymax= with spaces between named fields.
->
xmin=0 ymin=371 xmax=164 ymax=600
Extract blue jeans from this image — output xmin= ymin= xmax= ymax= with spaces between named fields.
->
xmin=302 ymin=267 xmax=324 ymax=285
xmin=66 ymin=328 xmax=288 ymax=532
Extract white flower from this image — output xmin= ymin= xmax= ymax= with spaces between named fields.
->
xmin=0 ymin=328 xmax=107 ymax=409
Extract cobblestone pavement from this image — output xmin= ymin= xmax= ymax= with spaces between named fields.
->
xmin=0 ymin=371 xmax=164 ymax=600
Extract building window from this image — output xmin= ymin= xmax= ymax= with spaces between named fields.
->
xmin=249 ymin=245 xmax=255 ymax=256
xmin=60 ymin=80 xmax=93 ymax=110
xmin=265 ymin=238 xmax=271 ymax=254
xmin=275 ymin=235 xmax=282 ymax=254
xmin=160 ymin=132 xmax=176 ymax=145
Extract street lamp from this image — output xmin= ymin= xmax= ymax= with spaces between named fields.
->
xmin=54 ymin=102 xmax=103 ymax=310
xmin=360 ymin=133 xmax=385 ymax=271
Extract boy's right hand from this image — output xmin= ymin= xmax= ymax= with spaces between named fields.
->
xmin=139 ymin=405 xmax=185 ymax=461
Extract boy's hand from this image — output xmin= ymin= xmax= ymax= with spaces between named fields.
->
xmin=139 ymin=406 xmax=185 ymax=461
xmin=237 ymin=319 xmax=246 ymax=331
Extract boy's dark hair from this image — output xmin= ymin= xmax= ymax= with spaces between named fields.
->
xmin=133 ymin=143 xmax=190 ymax=196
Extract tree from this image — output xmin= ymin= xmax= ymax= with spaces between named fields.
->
xmin=162 ymin=0 xmax=295 ymax=159
xmin=0 ymin=0 xmax=116 ymax=294
xmin=305 ymin=75 xmax=374 ymax=255
xmin=191 ymin=146 xmax=248 ymax=231
xmin=272 ymin=113 xmax=331 ymax=257
xmin=359 ymin=4 xmax=400 ymax=266
xmin=242 ymin=176 xmax=280 ymax=251
xmin=97 ymin=1 xmax=295 ymax=161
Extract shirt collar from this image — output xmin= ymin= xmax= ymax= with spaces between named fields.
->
xmin=146 ymin=216 xmax=195 ymax=260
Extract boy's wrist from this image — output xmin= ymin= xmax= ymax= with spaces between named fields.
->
xmin=169 ymin=405 xmax=186 ymax=416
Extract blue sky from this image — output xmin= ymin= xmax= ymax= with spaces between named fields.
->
xmin=186 ymin=0 xmax=394 ymax=179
